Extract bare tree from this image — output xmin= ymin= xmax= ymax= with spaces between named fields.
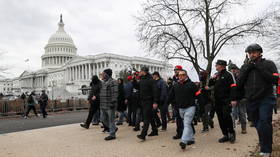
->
xmin=137 ymin=0 xmax=268 ymax=76
xmin=264 ymin=3 xmax=280 ymax=63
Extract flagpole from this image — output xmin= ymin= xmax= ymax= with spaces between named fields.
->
xmin=24 ymin=59 xmax=30 ymax=71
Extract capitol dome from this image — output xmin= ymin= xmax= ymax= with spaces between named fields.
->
xmin=41 ymin=15 xmax=77 ymax=69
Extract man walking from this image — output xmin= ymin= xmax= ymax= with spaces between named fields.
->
xmin=136 ymin=67 xmax=159 ymax=141
xmin=237 ymin=44 xmax=278 ymax=156
xmin=171 ymin=65 xmax=184 ymax=140
xmin=208 ymin=60 xmax=237 ymax=144
xmin=152 ymin=71 xmax=168 ymax=131
xmin=169 ymin=70 xmax=204 ymax=149
xmin=100 ymin=69 xmax=119 ymax=141
xmin=229 ymin=64 xmax=247 ymax=134
xmin=39 ymin=90 xmax=49 ymax=118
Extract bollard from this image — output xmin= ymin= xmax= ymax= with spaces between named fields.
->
xmin=73 ymin=99 xmax=77 ymax=111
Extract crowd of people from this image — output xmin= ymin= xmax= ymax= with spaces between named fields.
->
xmin=20 ymin=90 xmax=49 ymax=119
xmin=80 ymin=43 xmax=279 ymax=156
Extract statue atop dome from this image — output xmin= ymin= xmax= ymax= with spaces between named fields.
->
xmin=58 ymin=14 xmax=65 ymax=31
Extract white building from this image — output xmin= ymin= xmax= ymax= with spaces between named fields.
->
xmin=0 ymin=15 xmax=173 ymax=99
xmin=0 ymin=79 xmax=13 ymax=95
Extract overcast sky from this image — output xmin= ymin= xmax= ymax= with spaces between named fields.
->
xmin=0 ymin=0 xmax=278 ymax=80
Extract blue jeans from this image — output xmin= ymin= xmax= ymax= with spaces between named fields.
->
xmin=248 ymin=96 xmax=275 ymax=153
xmin=101 ymin=108 xmax=117 ymax=137
xmin=179 ymin=106 xmax=196 ymax=144
xmin=118 ymin=111 xmax=127 ymax=123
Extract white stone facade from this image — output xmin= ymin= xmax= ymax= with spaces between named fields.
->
xmin=0 ymin=15 xmax=173 ymax=99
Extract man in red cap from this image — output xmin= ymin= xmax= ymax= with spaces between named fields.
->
xmin=125 ymin=75 xmax=135 ymax=126
xmin=170 ymin=65 xmax=184 ymax=140
xmin=173 ymin=65 xmax=183 ymax=81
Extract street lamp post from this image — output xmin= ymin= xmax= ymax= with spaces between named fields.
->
xmin=51 ymin=80 xmax=56 ymax=112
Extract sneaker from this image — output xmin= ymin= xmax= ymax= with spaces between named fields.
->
xmin=24 ymin=116 xmax=27 ymax=119
xmin=148 ymin=131 xmax=158 ymax=136
xmin=80 ymin=123 xmax=89 ymax=129
xmin=104 ymin=136 xmax=116 ymax=141
xmin=259 ymin=152 xmax=271 ymax=157
xmin=137 ymin=135 xmax=146 ymax=141
xmin=179 ymin=142 xmax=187 ymax=149
xmin=173 ymin=134 xmax=181 ymax=140
xmin=229 ymin=133 xmax=236 ymax=144
xmin=218 ymin=136 xmax=229 ymax=143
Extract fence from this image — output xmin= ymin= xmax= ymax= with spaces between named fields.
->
xmin=0 ymin=98 xmax=89 ymax=116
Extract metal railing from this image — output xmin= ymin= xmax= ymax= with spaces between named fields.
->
xmin=0 ymin=98 xmax=89 ymax=117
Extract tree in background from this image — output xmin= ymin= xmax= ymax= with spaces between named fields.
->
xmin=137 ymin=0 xmax=269 ymax=76
xmin=264 ymin=3 xmax=280 ymax=69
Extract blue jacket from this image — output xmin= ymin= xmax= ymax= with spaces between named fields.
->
xmin=124 ymin=81 xmax=133 ymax=99
xmin=155 ymin=78 xmax=168 ymax=104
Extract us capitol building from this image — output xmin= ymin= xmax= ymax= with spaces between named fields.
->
xmin=0 ymin=15 xmax=173 ymax=99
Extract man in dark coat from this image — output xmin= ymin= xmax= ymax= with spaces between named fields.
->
xmin=131 ymin=72 xmax=142 ymax=131
xmin=198 ymin=71 xmax=213 ymax=132
xmin=125 ymin=75 xmax=136 ymax=126
xmin=20 ymin=92 xmax=27 ymax=116
xmin=80 ymin=75 xmax=102 ymax=129
xmin=171 ymin=65 xmax=184 ymax=140
xmin=136 ymin=67 xmax=159 ymax=141
xmin=237 ymin=44 xmax=278 ymax=156
xmin=169 ymin=69 xmax=204 ymax=149
xmin=39 ymin=90 xmax=49 ymax=118
xmin=116 ymin=78 xmax=126 ymax=125
xmin=152 ymin=71 xmax=168 ymax=131
xmin=208 ymin=60 xmax=237 ymax=144
xmin=100 ymin=69 xmax=119 ymax=141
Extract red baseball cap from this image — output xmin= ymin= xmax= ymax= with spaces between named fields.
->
xmin=127 ymin=75 xmax=133 ymax=81
xmin=174 ymin=65 xmax=183 ymax=70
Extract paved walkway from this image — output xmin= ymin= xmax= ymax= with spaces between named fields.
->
xmin=2 ymin=115 xmax=279 ymax=157
xmin=0 ymin=111 xmax=88 ymax=134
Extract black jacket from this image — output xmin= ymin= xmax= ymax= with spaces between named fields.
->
xmin=209 ymin=69 xmax=237 ymax=104
xmin=237 ymin=58 xmax=278 ymax=102
xmin=88 ymin=82 xmax=102 ymax=105
xmin=117 ymin=83 xmax=126 ymax=112
xmin=39 ymin=93 xmax=48 ymax=105
xmin=200 ymin=83 xmax=212 ymax=105
xmin=169 ymin=79 xmax=203 ymax=109
xmin=131 ymin=79 xmax=141 ymax=107
xmin=134 ymin=73 xmax=159 ymax=104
